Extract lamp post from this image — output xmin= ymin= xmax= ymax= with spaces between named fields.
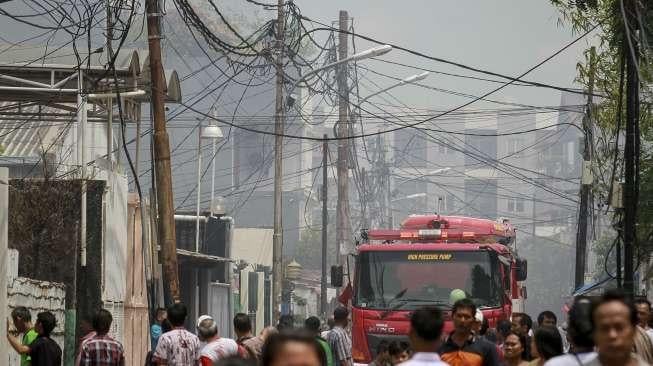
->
xmin=196 ymin=122 xmax=223 ymax=252
xmin=272 ymin=44 xmax=393 ymax=321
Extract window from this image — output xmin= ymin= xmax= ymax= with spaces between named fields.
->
xmin=355 ymin=251 xmax=501 ymax=309
xmin=447 ymin=194 xmax=456 ymax=213
xmin=566 ymin=141 xmax=575 ymax=165
xmin=396 ymin=130 xmax=427 ymax=167
xmin=438 ymin=143 xmax=448 ymax=154
xmin=507 ymin=198 xmax=525 ymax=213
xmin=465 ymin=132 xmax=497 ymax=166
xmin=507 ymin=138 xmax=523 ymax=156
xmin=507 ymin=200 xmax=515 ymax=212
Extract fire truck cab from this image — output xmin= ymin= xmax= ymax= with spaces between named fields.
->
xmin=331 ymin=214 xmax=527 ymax=364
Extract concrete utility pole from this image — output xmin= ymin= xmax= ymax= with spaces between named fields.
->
xmin=321 ymin=135 xmax=328 ymax=317
xmin=146 ymin=0 xmax=180 ymax=302
xmin=272 ymin=0 xmax=285 ymax=323
xmin=336 ymin=10 xmax=351 ymax=261
xmin=574 ymin=46 xmax=596 ymax=290
xmin=622 ymin=0 xmax=640 ymax=295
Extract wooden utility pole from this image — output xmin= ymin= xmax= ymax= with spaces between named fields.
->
xmin=321 ymin=135 xmax=328 ymax=317
xmin=336 ymin=10 xmax=351 ymax=262
xmin=623 ymin=0 xmax=640 ymax=295
xmin=574 ymin=46 xmax=596 ymax=290
xmin=272 ymin=0 xmax=285 ymax=323
xmin=146 ymin=0 xmax=180 ymax=302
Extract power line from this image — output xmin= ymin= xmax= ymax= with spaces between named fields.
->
xmin=177 ymin=22 xmax=598 ymax=142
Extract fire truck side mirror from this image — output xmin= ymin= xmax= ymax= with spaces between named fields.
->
xmin=331 ymin=265 xmax=344 ymax=287
xmin=516 ymin=259 xmax=528 ymax=281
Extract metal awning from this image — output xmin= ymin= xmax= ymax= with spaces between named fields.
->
xmin=176 ymin=248 xmax=232 ymax=267
xmin=0 ymin=45 xmax=181 ymax=103
xmin=572 ymin=276 xmax=613 ymax=296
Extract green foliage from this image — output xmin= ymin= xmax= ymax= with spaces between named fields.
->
xmin=551 ymin=0 xmax=653 ymax=251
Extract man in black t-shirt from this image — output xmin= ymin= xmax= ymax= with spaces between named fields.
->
xmin=29 ymin=311 xmax=62 ymax=366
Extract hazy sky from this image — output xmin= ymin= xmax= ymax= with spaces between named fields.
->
xmin=0 ymin=0 xmax=596 ymax=113
xmin=289 ymin=0 xmax=596 ymax=111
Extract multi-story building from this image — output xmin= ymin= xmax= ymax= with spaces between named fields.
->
xmin=378 ymin=92 xmax=585 ymax=317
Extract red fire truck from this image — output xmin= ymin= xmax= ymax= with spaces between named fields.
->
xmin=331 ymin=214 xmax=527 ymax=364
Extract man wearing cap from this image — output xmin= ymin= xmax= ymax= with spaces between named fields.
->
xmin=196 ymin=315 xmax=212 ymax=348
xmin=473 ymin=310 xmax=503 ymax=362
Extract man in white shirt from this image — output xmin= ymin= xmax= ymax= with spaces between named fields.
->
xmin=580 ymin=290 xmax=646 ymax=366
xmin=197 ymin=316 xmax=239 ymax=365
xmin=153 ymin=303 xmax=201 ymax=366
xmin=544 ymin=297 xmax=596 ymax=366
xmin=399 ymin=307 xmax=449 ymax=366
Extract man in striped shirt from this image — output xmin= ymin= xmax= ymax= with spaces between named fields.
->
xmin=79 ymin=309 xmax=125 ymax=366
xmin=327 ymin=307 xmax=353 ymax=366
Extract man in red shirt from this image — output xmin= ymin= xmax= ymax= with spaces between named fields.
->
xmin=79 ymin=309 xmax=125 ymax=366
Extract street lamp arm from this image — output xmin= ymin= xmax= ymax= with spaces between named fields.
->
xmin=360 ymin=71 xmax=430 ymax=105
xmin=288 ymin=45 xmax=393 ymax=98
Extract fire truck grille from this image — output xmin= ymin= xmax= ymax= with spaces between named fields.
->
xmin=366 ymin=334 xmax=410 ymax=357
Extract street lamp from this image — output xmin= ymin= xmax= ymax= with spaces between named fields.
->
xmin=391 ymin=192 xmax=427 ymax=203
xmin=271 ymin=43 xmax=392 ymax=321
xmin=360 ymin=71 xmax=429 ymax=105
xmin=351 ymin=71 xmax=429 ymax=137
xmin=196 ymin=121 xmax=223 ymax=252
xmin=427 ymin=167 xmax=451 ymax=175
xmin=286 ymin=44 xmax=393 ymax=106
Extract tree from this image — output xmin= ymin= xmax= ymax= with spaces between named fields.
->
xmin=551 ymin=0 xmax=653 ymax=280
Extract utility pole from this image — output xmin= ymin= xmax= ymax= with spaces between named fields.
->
xmin=321 ymin=135 xmax=328 ymax=317
xmin=272 ymin=0 xmax=285 ymax=323
xmin=336 ymin=10 xmax=351 ymax=262
xmin=376 ymin=134 xmax=392 ymax=228
xmin=146 ymin=0 xmax=180 ymax=302
xmin=623 ymin=0 xmax=640 ymax=295
xmin=360 ymin=168 xmax=368 ymax=229
xmin=574 ymin=46 xmax=596 ymax=290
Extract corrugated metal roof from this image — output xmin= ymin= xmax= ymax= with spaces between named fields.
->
xmin=177 ymin=248 xmax=232 ymax=266
xmin=0 ymin=103 xmax=73 ymax=158
xmin=0 ymin=44 xmax=145 ymax=73
xmin=0 ymin=102 xmax=73 ymax=158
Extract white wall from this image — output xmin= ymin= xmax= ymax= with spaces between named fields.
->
xmin=102 ymin=171 xmax=129 ymax=302
xmin=231 ymin=228 xmax=273 ymax=267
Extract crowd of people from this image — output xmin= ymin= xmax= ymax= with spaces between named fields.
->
xmin=5 ymin=288 xmax=653 ymax=365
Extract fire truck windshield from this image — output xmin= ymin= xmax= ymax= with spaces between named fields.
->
xmin=355 ymin=250 xmax=502 ymax=310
